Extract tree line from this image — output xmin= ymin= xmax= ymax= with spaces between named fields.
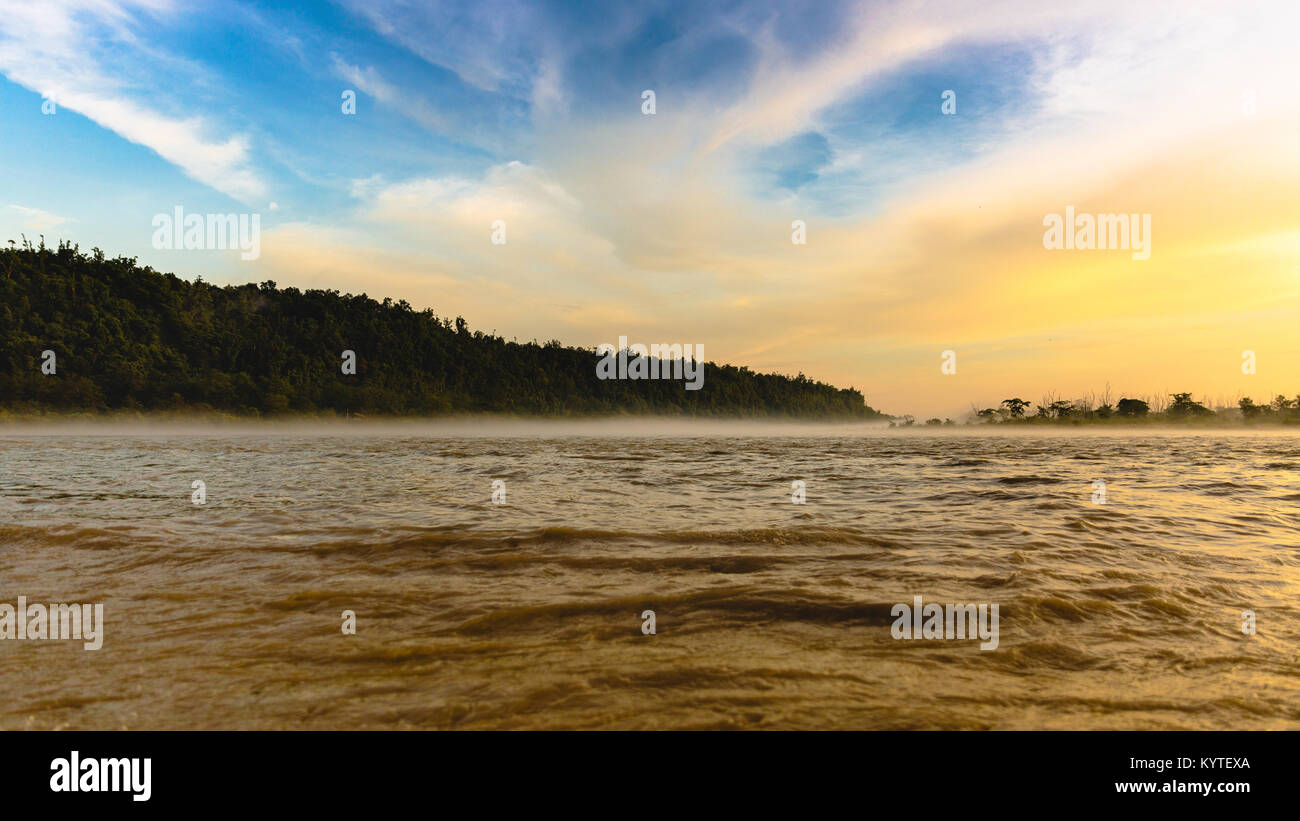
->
xmin=959 ymin=391 xmax=1300 ymax=425
xmin=0 ymin=240 xmax=885 ymax=420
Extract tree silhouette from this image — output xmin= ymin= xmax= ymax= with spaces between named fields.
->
xmin=1115 ymin=398 xmax=1149 ymax=416
xmin=1167 ymin=392 xmax=1211 ymax=417
xmin=1000 ymin=397 xmax=1030 ymax=417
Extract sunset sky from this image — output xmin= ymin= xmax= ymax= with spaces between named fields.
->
xmin=1 ymin=0 xmax=1297 ymax=417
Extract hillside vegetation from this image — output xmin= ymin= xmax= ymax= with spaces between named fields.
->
xmin=0 ymin=241 xmax=885 ymax=420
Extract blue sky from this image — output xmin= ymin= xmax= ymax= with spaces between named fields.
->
xmin=0 ymin=0 xmax=1030 ymax=248
xmin=1 ymin=0 xmax=1297 ymax=416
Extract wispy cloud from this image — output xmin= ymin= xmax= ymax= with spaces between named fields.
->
xmin=0 ymin=0 xmax=266 ymax=202
xmin=7 ymin=204 xmax=72 ymax=232
xmin=330 ymin=53 xmax=458 ymax=136
xmin=338 ymin=0 xmax=545 ymax=95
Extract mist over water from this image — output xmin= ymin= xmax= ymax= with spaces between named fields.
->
xmin=2 ymin=426 xmax=1298 ymax=729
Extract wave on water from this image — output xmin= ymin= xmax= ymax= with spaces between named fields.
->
xmin=3 ymin=432 xmax=1299 ymax=729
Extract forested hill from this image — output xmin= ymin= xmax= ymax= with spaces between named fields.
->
xmin=0 ymin=242 xmax=886 ymax=419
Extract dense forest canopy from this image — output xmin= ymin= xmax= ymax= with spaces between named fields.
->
xmin=0 ymin=241 xmax=886 ymax=420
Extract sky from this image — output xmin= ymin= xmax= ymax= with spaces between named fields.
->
xmin=0 ymin=0 xmax=1298 ymax=418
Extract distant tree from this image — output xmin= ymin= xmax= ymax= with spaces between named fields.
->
xmin=976 ymin=408 xmax=998 ymax=422
xmin=1115 ymin=398 xmax=1150 ymax=416
xmin=1049 ymin=399 xmax=1074 ymax=419
xmin=1167 ymin=392 xmax=1212 ymax=417
xmin=1239 ymin=397 xmax=1263 ymax=419
xmin=1001 ymin=397 xmax=1030 ymax=417
xmin=1270 ymin=394 xmax=1295 ymax=413
xmin=925 ymin=417 xmax=943 ymax=426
